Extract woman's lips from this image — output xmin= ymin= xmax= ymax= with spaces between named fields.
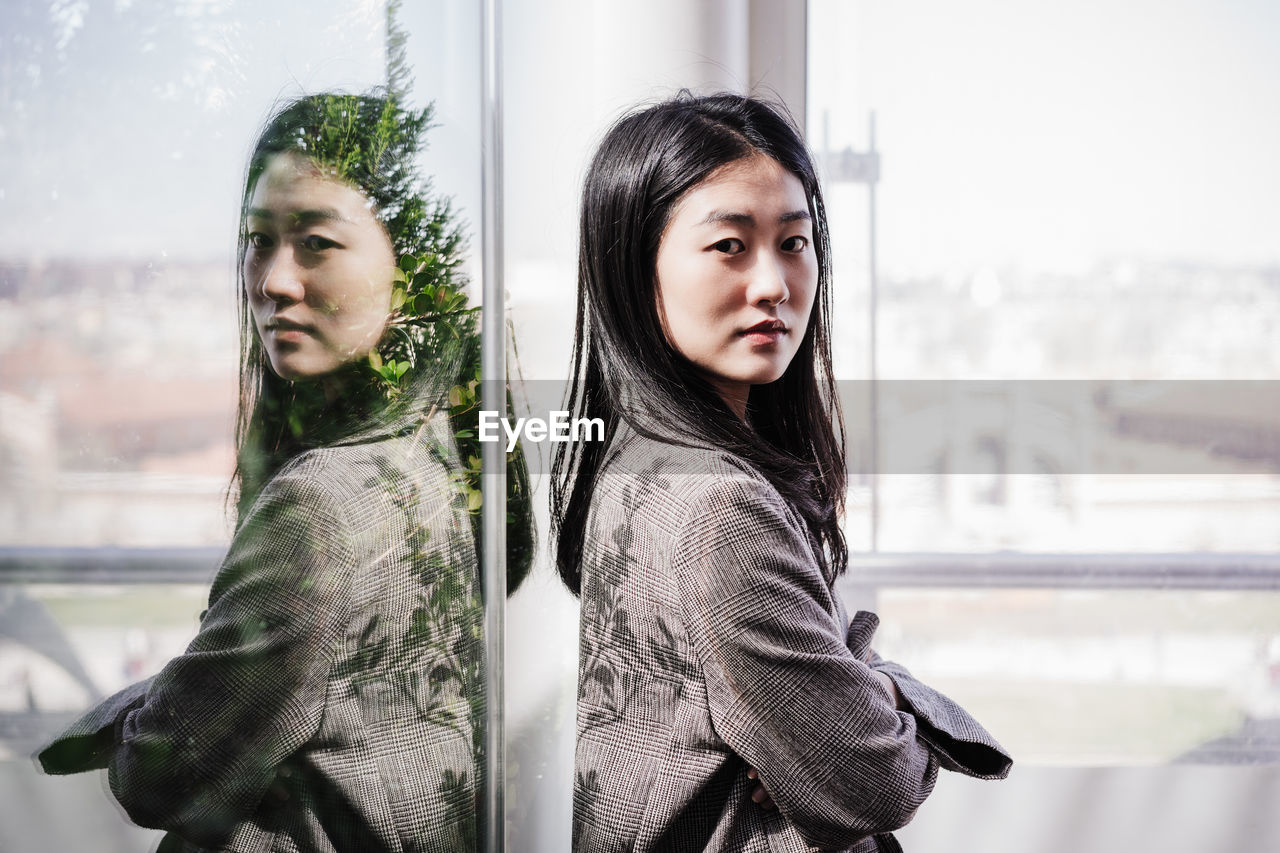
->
xmin=740 ymin=320 xmax=786 ymax=345
xmin=265 ymin=318 xmax=314 ymax=342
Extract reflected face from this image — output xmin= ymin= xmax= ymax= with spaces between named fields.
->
xmin=654 ymin=155 xmax=818 ymax=416
xmin=243 ymin=152 xmax=396 ymax=382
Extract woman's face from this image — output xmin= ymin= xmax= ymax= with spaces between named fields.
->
xmin=243 ymin=152 xmax=396 ymax=382
xmin=654 ymin=154 xmax=818 ymax=417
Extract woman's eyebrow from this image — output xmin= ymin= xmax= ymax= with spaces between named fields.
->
xmin=698 ymin=209 xmax=811 ymax=226
xmin=245 ymin=207 xmax=348 ymax=225
xmin=699 ymin=209 xmax=754 ymax=226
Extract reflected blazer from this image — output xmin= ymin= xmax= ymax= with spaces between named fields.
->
xmin=572 ymin=427 xmax=1012 ymax=853
xmin=39 ymin=412 xmax=482 ymax=853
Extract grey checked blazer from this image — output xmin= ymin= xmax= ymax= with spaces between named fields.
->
xmin=39 ymin=412 xmax=482 ymax=853
xmin=573 ymin=427 xmax=1012 ymax=853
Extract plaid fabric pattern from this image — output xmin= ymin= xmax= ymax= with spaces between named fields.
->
xmin=573 ymin=429 xmax=1011 ymax=853
xmin=39 ymin=413 xmax=482 ymax=852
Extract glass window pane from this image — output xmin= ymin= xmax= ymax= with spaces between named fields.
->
xmin=2 ymin=2 xmax=488 ymax=850
xmin=808 ymin=0 xmax=1280 ymax=554
xmin=811 ymin=10 xmax=1280 ymax=853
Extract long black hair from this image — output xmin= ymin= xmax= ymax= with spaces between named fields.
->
xmin=232 ymin=90 xmax=533 ymax=591
xmin=551 ymin=92 xmax=847 ymax=594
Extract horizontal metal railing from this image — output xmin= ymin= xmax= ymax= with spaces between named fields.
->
xmin=0 ymin=547 xmax=225 ymax=584
xmin=847 ymin=552 xmax=1280 ymax=591
xmin=1 ymin=547 xmax=1278 ymax=590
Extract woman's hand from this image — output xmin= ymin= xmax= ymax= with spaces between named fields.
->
xmin=871 ymin=669 xmax=903 ymax=709
xmin=866 ymin=647 xmax=904 ymax=710
xmin=747 ymin=767 xmax=776 ymax=810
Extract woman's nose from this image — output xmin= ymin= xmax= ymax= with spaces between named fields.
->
xmin=254 ymin=250 xmax=305 ymax=304
xmin=748 ymin=253 xmax=790 ymax=306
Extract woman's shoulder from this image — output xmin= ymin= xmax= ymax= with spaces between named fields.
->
xmin=260 ymin=421 xmax=460 ymax=519
xmin=599 ymin=428 xmax=791 ymax=528
xmin=231 ymin=420 xmax=471 ymax=582
xmin=591 ymin=429 xmax=826 ymax=607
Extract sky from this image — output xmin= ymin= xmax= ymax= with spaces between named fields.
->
xmin=808 ymin=0 xmax=1280 ymax=274
xmin=1 ymin=0 xmax=1276 ymax=275
xmin=0 ymin=0 xmax=482 ymax=263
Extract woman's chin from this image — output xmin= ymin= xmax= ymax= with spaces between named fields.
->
xmin=269 ymin=363 xmax=317 ymax=382
xmin=737 ymin=365 xmax=791 ymax=388
xmin=266 ymin=353 xmax=337 ymax=383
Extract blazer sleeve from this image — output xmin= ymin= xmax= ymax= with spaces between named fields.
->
xmin=673 ymin=475 xmax=939 ymax=851
xmin=37 ymin=677 xmax=153 ymax=774
xmin=846 ymin=611 xmax=1012 ymax=779
xmin=71 ymin=468 xmax=355 ymax=847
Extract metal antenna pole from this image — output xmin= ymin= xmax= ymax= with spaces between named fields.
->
xmin=868 ymin=110 xmax=879 ymax=553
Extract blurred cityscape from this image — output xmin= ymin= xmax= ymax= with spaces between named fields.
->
xmin=2 ymin=253 xmax=1278 ymax=552
xmin=1 ymin=257 xmax=238 ymax=547
xmin=874 ymin=258 xmax=1280 ymax=380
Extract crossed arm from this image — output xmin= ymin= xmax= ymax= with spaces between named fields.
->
xmin=674 ymin=475 xmax=1010 ymax=850
xmin=39 ymin=471 xmax=356 ymax=848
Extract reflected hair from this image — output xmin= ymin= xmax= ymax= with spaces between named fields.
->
xmin=231 ymin=91 xmax=454 ymax=522
xmin=551 ymin=92 xmax=847 ymax=594
xmin=232 ymin=90 xmax=534 ymax=591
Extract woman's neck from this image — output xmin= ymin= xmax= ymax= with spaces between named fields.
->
xmin=705 ymin=376 xmax=750 ymax=422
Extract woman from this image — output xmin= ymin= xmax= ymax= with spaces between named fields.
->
xmin=552 ymin=93 xmax=1012 ymax=853
xmin=39 ymin=91 xmax=529 ymax=852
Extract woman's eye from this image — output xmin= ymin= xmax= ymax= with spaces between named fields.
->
xmin=246 ymin=232 xmax=273 ymax=250
xmin=711 ymin=238 xmax=745 ymax=255
xmin=781 ymin=235 xmax=809 ymax=252
xmin=301 ymin=235 xmax=336 ymax=252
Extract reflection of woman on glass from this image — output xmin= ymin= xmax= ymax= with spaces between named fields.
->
xmin=553 ymin=94 xmax=1012 ymax=852
xmin=39 ymin=92 xmax=524 ymax=852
